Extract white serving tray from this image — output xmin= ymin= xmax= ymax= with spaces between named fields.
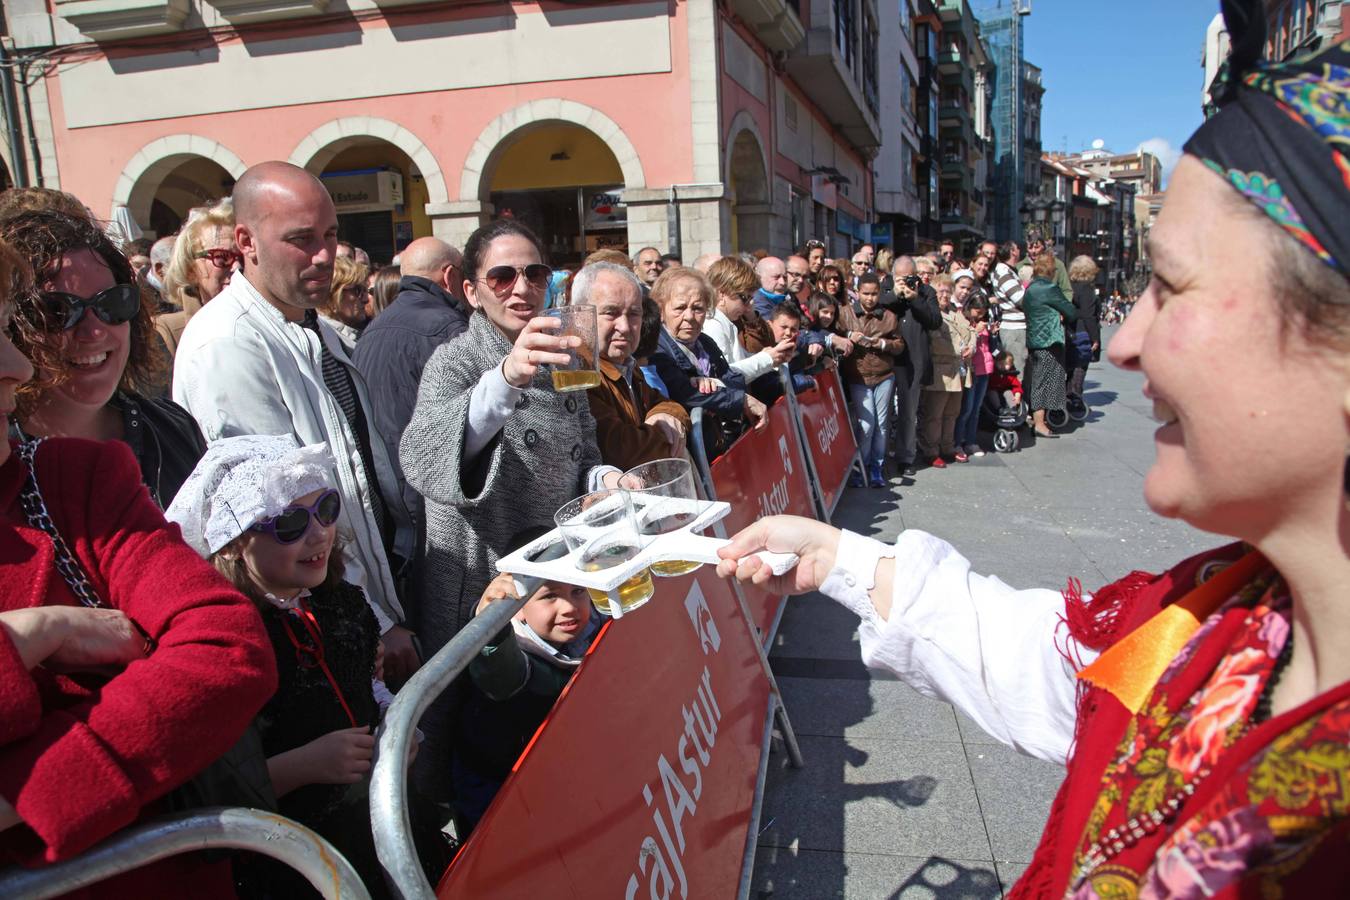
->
xmin=495 ymin=494 xmax=797 ymax=617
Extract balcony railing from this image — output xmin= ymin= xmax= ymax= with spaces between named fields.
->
xmin=783 ymin=2 xmax=883 ymax=151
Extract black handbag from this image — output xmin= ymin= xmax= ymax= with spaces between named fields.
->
xmin=18 ymin=439 xmax=277 ymax=814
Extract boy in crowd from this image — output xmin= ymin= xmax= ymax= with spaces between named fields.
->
xmin=839 ymin=274 xmax=902 ymax=487
xmin=767 ymin=301 xmax=821 ymax=394
xmin=452 ymin=548 xmax=597 ymax=835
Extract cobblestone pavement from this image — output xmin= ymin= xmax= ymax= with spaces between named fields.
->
xmin=752 ymin=328 xmax=1220 ymax=899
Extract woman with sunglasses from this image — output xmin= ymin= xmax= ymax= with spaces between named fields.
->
xmin=818 ymin=263 xmax=849 ymax=308
xmin=319 ymin=255 xmax=370 ymax=350
xmin=704 ymin=255 xmax=795 ymax=389
xmin=156 ymin=198 xmax=238 ymax=366
xmin=0 ymin=209 xmax=206 ymax=508
xmin=167 ymin=434 xmax=444 ymax=898
xmin=400 ymin=219 xmax=620 ymax=707
xmin=0 ymin=236 xmax=277 ymax=898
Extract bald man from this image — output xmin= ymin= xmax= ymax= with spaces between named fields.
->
xmin=691 ymin=251 xmax=722 ymax=273
xmin=174 ymin=161 xmax=421 ymax=683
xmin=353 ymin=235 xmax=469 ymax=518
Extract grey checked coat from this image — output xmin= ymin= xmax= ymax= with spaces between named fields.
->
xmin=400 ymin=312 xmax=605 ymax=657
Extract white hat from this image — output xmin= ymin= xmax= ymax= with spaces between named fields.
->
xmin=165 ymin=434 xmax=336 ymax=557
xmin=952 ymin=268 xmax=976 ymax=284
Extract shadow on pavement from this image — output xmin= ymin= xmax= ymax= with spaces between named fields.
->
xmin=888 ymin=856 xmax=1002 ymax=899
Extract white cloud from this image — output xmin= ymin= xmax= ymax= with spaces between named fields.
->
xmin=1137 ymin=137 xmax=1182 ymax=186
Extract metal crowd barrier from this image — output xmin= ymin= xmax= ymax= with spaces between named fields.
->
xmin=0 ymin=807 xmax=371 ymax=899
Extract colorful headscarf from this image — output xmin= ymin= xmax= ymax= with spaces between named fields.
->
xmin=1184 ymin=0 xmax=1349 ymax=277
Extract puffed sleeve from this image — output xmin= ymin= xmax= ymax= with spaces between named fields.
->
xmin=820 ymin=528 xmax=1092 ymax=766
xmin=0 ymin=439 xmax=277 ymax=862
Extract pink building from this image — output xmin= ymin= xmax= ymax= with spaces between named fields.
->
xmin=2 ymin=0 xmax=885 ymax=265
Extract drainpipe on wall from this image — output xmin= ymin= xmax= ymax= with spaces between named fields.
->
xmin=0 ymin=42 xmax=29 ymax=188
xmin=17 ymin=57 xmax=43 ymax=187
xmin=666 ymin=183 xmax=724 ymax=260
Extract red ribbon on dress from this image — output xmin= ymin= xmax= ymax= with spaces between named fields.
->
xmin=280 ymin=597 xmax=359 ymax=729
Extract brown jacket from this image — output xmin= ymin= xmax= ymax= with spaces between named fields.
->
xmin=590 ymin=358 xmax=693 ymax=471
xmin=837 ymin=304 xmax=903 ymax=387
xmin=738 ymin=311 xmax=775 ymax=355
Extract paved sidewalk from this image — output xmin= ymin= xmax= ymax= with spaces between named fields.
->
xmin=752 ymin=330 xmax=1219 ymax=898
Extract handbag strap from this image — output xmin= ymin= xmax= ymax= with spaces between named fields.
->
xmin=17 ymin=438 xmax=105 ymax=609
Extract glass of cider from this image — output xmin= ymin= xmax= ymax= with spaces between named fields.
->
xmin=622 ymin=457 xmax=704 ymax=577
xmin=554 ymin=489 xmax=654 ymax=615
xmin=546 ymin=304 xmax=601 ymax=392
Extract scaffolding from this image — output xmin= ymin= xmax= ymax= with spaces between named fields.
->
xmin=974 ymin=0 xmax=1032 ymax=242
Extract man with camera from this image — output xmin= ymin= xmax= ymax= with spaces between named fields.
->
xmin=882 ymin=255 xmax=942 ymax=478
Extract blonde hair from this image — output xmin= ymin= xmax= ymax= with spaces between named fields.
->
xmin=914 ymin=256 xmax=937 ymax=275
xmin=931 ymin=273 xmax=954 ymax=290
xmin=706 ymin=256 xmax=757 ymax=297
xmin=323 ymin=256 xmax=369 ymax=318
xmin=163 ymin=198 xmax=234 ymax=311
xmin=1068 ymin=255 xmax=1100 ymax=283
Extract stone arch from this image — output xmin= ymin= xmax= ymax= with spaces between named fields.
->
xmin=460 ymin=99 xmax=646 ymax=203
xmin=725 ymin=111 xmax=772 ymax=253
xmin=112 ymin=135 xmax=247 ymax=230
xmin=288 ymin=116 xmax=449 ymax=206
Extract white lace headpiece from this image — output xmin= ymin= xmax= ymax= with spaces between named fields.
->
xmin=165 ymin=434 xmax=336 ymax=557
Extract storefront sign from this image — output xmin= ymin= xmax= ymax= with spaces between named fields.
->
xmin=320 ymin=169 xmax=404 ymax=213
xmin=585 ymin=189 xmax=627 ymax=230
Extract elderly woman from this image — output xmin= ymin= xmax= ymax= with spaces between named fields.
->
xmin=1 ymin=209 xmax=206 ymax=507
xmin=319 ymin=256 xmax=370 ymax=350
xmin=1066 ymin=255 xmax=1102 ymax=410
xmin=0 ymin=236 xmax=276 ymax=897
xmin=1022 ymin=252 xmax=1078 ymax=438
xmin=718 ymin=10 xmax=1350 ymax=895
xmin=648 ymin=266 xmax=767 ymax=458
xmin=155 ymin=198 xmax=236 ymax=363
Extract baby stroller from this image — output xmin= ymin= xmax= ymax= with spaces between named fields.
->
xmin=1061 ymin=329 xmax=1095 ymax=424
xmin=981 ymin=388 xmax=1028 ymax=453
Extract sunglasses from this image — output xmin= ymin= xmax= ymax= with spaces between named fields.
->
xmin=805 ymin=240 xmax=826 ymax=250
xmin=250 ymin=489 xmax=342 ymax=544
xmin=195 ymin=248 xmax=243 ymax=269
xmin=37 ymin=283 xmax=140 ymax=332
xmin=480 ymin=264 xmax=551 ymax=297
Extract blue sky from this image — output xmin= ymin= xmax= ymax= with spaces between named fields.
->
xmin=1016 ymin=0 xmax=1221 ymax=184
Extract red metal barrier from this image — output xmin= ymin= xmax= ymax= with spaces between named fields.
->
xmin=792 ymin=367 xmax=860 ymax=518
xmin=708 ymin=395 xmax=815 ymax=641
xmin=437 ymin=567 xmax=772 ymax=899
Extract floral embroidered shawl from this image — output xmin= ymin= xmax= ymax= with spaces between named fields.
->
xmin=1012 ymin=546 xmax=1350 ymax=898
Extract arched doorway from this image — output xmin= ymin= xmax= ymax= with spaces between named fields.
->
xmin=141 ymin=157 xmax=235 ymax=237
xmin=298 ymin=136 xmax=432 ymax=267
xmin=727 ymin=124 xmax=770 ymax=254
xmin=484 ymin=123 xmax=626 ymax=266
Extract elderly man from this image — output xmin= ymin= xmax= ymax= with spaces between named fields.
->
xmin=691 ymin=251 xmax=722 ymax=273
xmin=173 ymin=161 xmax=420 ymax=684
xmin=755 ymin=255 xmax=849 ymax=359
xmin=575 ymin=261 xmax=691 ymax=470
xmin=353 ymin=236 xmax=469 ymax=515
xmin=883 ymin=255 xmax=942 ymax=478
xmin=633 ymin=246 xmax=663 ymax=287
xmin=147 ymin=234 xmax=175 ymax=304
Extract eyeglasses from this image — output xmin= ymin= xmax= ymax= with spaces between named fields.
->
xmin=341 ymin=284 xmax=369 ymax=298
xmin=37 ymin=283 xmax=140 ymax=332
xmin=250 ymin=489 xmax=342 ymax=544
xmin=736 ymin=291 xmax=756 ymax=304
xmin=194 ymin=248 xmax=243 ymax=269
xmin=480 ymin=264 xmax=551 ymax=297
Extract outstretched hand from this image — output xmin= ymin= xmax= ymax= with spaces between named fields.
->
xmin=716 ymin=515 xmax=841 ymax=597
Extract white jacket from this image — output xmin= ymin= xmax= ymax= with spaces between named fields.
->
xmin=172 ymin=273 xmax=414 ymax=633
xmin=703 ymin=308 xmax=777 ymax=383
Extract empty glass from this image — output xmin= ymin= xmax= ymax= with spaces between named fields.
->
xmin=546 ymin=304 xmax=601 ymax=392
xmin=554 ymin=489 xmax=654 ymax=615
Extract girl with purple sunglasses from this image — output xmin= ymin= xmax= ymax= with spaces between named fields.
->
xmin=166 ymin=434 xmax=445 ymax=896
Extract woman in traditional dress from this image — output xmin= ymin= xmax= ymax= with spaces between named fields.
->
xmin=718 ymin=8 xmax=1350 ymax=895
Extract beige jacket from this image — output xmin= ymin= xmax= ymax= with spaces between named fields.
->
xmin=925 ymin=308 xmax=974 ymax=392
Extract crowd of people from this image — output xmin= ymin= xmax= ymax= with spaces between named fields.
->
xmin=0 ymin=165 xmax=1129 ymax=898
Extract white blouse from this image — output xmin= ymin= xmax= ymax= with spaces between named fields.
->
xmin=819 ymin=529 xmax=1097 ymax=766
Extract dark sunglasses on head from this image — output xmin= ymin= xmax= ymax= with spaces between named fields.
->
xmin=195 ymin=248 xmax=243 ymax=269
xmin=37 ymin=283 xmax=140 ymax=332
xmin=250 ymin=489 xmax=342 ymax=544
xmin=481 ymin=264 xmax=551 ymax=297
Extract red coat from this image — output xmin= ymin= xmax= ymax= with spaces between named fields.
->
xmin=0 ymin=438 xmax=277 ymax=898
